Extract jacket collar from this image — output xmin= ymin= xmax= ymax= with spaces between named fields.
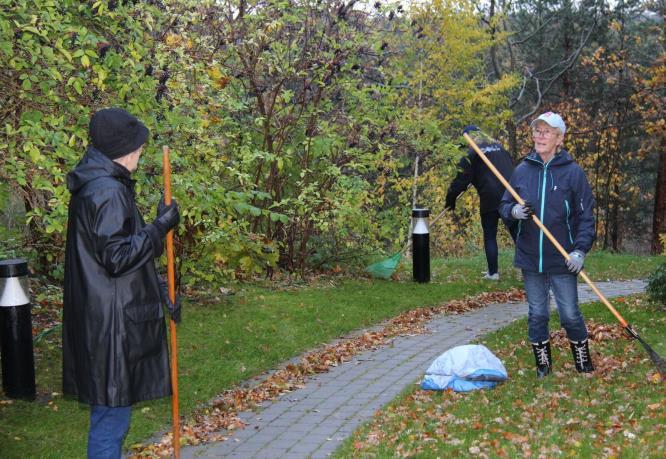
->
xmin=524 ymin=149 xmax=574 ymax=167
xmin=67 ymin=147 xmax=136 ymax=193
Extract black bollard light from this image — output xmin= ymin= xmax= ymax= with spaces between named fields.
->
xmin=412 ymin=208 xmax=430 ymax=283
xmin=0 ymin=258 xmax=36 ymax=400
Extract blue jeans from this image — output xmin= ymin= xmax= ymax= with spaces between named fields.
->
xmin=88 ymin=405 xmax=131 ymax=459
xmin=523 ymin=270 xmax=588 ymax=343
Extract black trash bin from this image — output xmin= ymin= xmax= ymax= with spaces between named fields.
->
xmin=0 ymin=258 xmax=36 ymax=400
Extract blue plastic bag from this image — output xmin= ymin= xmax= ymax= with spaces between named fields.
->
xmin=421 ymin=344 xmax=508 ymax=392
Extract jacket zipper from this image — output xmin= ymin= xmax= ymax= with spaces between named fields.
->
xmin=526 ymin=156 xmax=553 ymax=273
xmin=565 ymin=199 xmax=574 ymax=244
xmin=539 ymin=163 xmax=549 ymax=272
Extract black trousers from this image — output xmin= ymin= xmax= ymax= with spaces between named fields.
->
xmin=480 ymin=210 xmax=518 ymax=275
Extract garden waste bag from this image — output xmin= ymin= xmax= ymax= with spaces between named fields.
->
xmin=421 ymin=344 xmax=508 ymax=392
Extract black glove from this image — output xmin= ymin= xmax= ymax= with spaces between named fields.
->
xmin=159 ymin=276 xmax=182 ymax=324
xmin=157 ymin=195 xmax=169 ymax=216
xmin=153 ymin=198 xmax=180 ymax=238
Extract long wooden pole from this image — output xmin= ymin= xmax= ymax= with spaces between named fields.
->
xmin=162 ymin=146 xmax=180 ymax=458
xmin=462 ymin=133 xmax=629 ymax=327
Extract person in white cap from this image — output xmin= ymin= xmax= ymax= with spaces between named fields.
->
xmin=499 ymin=111 xmax=596 ymax=378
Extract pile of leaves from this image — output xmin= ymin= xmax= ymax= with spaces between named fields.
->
xmin=129 ymin=288 xmax=525 ymax=457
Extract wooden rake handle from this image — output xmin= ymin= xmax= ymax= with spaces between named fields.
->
xmin=463 ymin=133 xmax=629 ymax=328
xmin=163 ymin=146 xmax=181 ymax=458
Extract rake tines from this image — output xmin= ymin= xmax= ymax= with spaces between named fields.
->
xmin=625 ymin=325 xmax=666 ymax=377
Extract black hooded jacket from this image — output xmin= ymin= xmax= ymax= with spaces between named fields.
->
xmin=445 ymin=141 xmax=515 ymax=214
xmin=63 ymin=147 xmax=171 ymax=406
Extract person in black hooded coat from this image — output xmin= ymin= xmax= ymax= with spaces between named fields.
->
xmin=63 ymin=108 xmax=180 ymax=458
xmin=445 ymin=126 xmax=518 ymax=280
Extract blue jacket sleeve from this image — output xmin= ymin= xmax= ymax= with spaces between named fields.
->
xmin=445 ymin=150 xmax=475 ymax=205
xmin=572 ymin=166 xmax=596 ymax=253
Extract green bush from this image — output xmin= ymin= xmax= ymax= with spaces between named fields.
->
xmin=0 ymin=0 xmax=515 ymax=282
xmin=646 ymin=263 xmax=666 ymax=305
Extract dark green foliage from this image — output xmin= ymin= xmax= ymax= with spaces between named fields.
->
xmin=646 ymin=263 xmax=666 ymax=305
xmin=0 ymin=0 xmax=512 ymax=282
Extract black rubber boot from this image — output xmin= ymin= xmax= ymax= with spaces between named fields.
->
xmin=531 ymin=340 xmax=552 ymax=378
xmin=570 ymin=338 xmax=594 ymax=373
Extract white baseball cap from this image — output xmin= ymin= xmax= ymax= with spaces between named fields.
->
xmin=530 ymin=112 xmax=566 ymax=135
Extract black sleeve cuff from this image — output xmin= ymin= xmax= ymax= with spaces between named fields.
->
xmin=145 ymin=223 xmax=164 ymax=258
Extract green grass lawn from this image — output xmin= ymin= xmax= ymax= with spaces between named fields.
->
xmin=334 ymin=295 xmax=666 ymax=458
xmin=0 ymin=251 xmax=663 ymax=457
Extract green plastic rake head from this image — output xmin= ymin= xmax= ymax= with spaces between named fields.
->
xmin=365 ymin=253 xmax=403 ymax=279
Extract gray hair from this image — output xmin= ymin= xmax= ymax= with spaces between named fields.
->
xmin=467 ymin=130 xmax=497 ymax=145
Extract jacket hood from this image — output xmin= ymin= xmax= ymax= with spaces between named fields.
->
xmin=524 ymin=149 xmax=574 ymax=167
xmin=67 ymin=147 xmax=132 ymax=193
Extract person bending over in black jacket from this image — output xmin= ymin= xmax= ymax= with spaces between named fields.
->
xmin=63 ymin=108 xmax=180 ymax=458
xmin=445 ymin=126 xmax=518 ymax=281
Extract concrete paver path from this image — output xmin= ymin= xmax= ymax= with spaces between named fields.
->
xmin=182 ymin=280 xmax=646 ymax=458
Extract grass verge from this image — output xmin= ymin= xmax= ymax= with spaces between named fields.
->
xmin=334 ymin=295 xmax=666 ymax=458
xmin=0 ymin=252 xmax=663 ymax=457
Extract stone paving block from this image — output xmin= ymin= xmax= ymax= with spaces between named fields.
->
xmin=265 ymin=437 xmax=299 ymax=450
xmin=281 ymin=452 xmax=314 ymax=459
xmin=271 ymin=411 xmax=304 ymax=427
xmin=223 ymin=444 xmax=265 ymax=455
xmin=228 ymin=427 xmax=257 ymax=441
xmin=239 ymin=430 xmax=280 ymax=445
xmin=311 ymin=441 xmax=342 ymax=458
xmin=309 ymin=399 xmax=341 ymax=411
xmin=257 ymin=403 xmax=290 ymax=418
xmin=280 ymin=422 xmax=313 ymax=434
xmin=335 ymin=423 xmax=360 ymax=436
xmin=253 ymin=448 xmax=289 ymax=459
xmin=288 ymin=442 xmax=321 ymax=455
xmin=297 ymin=432 xmax=334 ymax=445
xmin=222 ymin=453 xmax=250 ymax=459
xmin=328 ymin=411 xmax=357 ymax=422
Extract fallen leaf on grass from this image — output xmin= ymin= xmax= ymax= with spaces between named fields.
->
xmin=502 ymin=432 xmax=529 ymax=444
xmin=623 ymin=430 xmax=636 ymax=439
xmin=646 ymin=402 xmax=662 ymax=410
xmin=646 ymin=370 xmax=663 ymax=384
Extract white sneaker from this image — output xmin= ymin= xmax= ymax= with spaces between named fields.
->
xmin=482 ymin=272 xmax=500 ymax=281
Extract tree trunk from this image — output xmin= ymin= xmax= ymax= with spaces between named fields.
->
xmin=505 ymin=118 xmax=517 ymax=160
xmin=652 ymin=139 xmax=666 ymax=254
xmin=611 ymin=182 xmax=619 ymax=251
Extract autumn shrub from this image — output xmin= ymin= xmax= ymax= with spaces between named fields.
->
xmin=646 ymin=262 xmax=666 ymax=306
xmin=1 ymin=0 xmax=516 ymax=283
xmin=0 ymin=183 xmax=26 ymax=260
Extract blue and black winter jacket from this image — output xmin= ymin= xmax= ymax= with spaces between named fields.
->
xmin=499 ymin=149 xmax=596 ymax=274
